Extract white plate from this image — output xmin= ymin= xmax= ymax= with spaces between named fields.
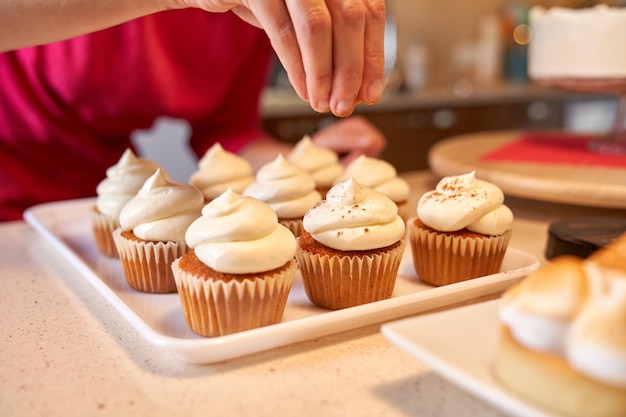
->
xmin=381 ymin=300 xmax=560 ymax=417
xmin=24 ymin=198 xmax=540 ymax=364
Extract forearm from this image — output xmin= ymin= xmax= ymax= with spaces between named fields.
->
xmin=0 ymin=0 xmax=180 ymax=52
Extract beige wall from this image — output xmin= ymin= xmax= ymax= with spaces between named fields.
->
xmin=389 ymin=0 xmax=504 ymax=86
xmin=388 ymin=0 xmax=617 ymax=87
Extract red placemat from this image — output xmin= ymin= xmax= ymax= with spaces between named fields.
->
xmin=480 ymin=133 xmax=626 ymax=168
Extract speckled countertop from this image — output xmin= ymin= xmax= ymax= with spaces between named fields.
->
xmin=1 ymin=170 xmax=622 ymax=417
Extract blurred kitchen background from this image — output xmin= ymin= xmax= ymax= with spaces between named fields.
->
xmin=134 ymin=0 xmax=622 ymax=181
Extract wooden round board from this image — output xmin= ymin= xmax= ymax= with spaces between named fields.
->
xmin=427 ymin=131 xmax=626 ymax=209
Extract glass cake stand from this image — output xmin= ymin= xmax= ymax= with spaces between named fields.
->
xmin=535 ymin=77 xmax=626 ymax=155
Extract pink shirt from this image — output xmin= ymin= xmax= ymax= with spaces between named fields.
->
xmin=0 ymin=9 xmax=273 ymax=221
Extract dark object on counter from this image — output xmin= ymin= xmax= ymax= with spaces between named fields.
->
xmin=545 ymin=217 xmax=626 ymax=260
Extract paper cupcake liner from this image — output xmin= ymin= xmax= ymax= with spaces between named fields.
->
xmin=408 ymin=218 xmax=512 ymax=286
xmin=279 ymin=218 xmax=304 ymax=238
xmin=171 ymin=257 xmax=296 ymax=337
xmin=295 ymin=240 xmax=406 ymax=310
xmin=90 ymin=207 xmax=119 ymax=258
xmin=113 ymin=228 xmax=187 ymax=293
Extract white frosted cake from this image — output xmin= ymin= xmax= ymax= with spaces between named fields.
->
xmin=529 ymin=5 xmax=626 ymax=80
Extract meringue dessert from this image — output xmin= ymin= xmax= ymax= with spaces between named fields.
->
xmin=495 ymin=233 xmax=626 ymax=417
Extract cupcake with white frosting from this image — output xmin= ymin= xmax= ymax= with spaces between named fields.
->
xmin=189 ymin=142 xmax=254 ymax=202
xmin=113 ymin=169 xmax=204 ymax=293
xmin=494 ymin=233 xmax=626 ymax=417
xmin=243 ymin=154 xmax=321 ymax=237
xmin=296 ymin=177 xmax=406 ymax=310
xmin=92 ymin=148 xmax=163 ymax=257
xmin=334 ymin=155 xmax=411 ymax=221
xmin=171 ymin=189 xmax=297 ymax=337
xmin=286 ymin=135 xmax=344 ymax=197
xmin=408 ymin=171 xmax=513 ymax=286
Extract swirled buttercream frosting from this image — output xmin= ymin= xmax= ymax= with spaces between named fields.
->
xmin=185 ymin=189 xmax=297 ymax=274
xmin=287 ymin=135 xmax=344 ymax=188
xmin=189 ymin=143 xmax=254 ymax=200
xmin=417 ymin=171 xmax=513 ymax=235
xmin=334 ymin=155 xmax=410 ymax=203
xmin=243 ymin=154 xmax=321 ymax=219
xmin=303 ymin=177 xmax=405 ymax=251
xmin=96 ymin=148 xmax=163 ymax=219
xmin=119 ymin=169 xmax=203 ymax=242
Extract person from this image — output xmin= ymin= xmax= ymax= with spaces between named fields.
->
xmin=0 ymin=0 xmax=387 ymax=221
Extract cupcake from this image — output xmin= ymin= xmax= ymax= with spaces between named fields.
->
xmin=114 ymin=169 xmax=204 ymax=293
xmin=91 ymin=148 xmax=163 ymax=258
xmin=171 ymin=189 xmax=297 ymax=337
xmin=296 ymin=177 xmax=406 ymax=310
xmin=408 ymin=171 xmax=513 ymax=286
xmin=286 ymin=135 xmax=344 ymax=197
xmin=334 ymin=155 xmax=411 ymax=221
xmin=243 ymin=154 xmax=321 ymax=237
xmin=189 ymin=142 xmax=255 ymax=202
xmin=495 ymin=233 xmax=626 ymax=417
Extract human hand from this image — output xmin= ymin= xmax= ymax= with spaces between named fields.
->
xmin=310 ymin=115 xmax=385 ymax=165
xmin=188 ymin=0 xmax=386 ymax=118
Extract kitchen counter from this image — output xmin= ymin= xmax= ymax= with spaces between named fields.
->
xmin=261 ymin=83 xmax=567 ymax=118
xmin=1 ymin=170 xmax=624 ymax=417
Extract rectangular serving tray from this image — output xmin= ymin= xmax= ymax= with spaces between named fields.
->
xmin=24 ymin=198 xmax=540 ymax=364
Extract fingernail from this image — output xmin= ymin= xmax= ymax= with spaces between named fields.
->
xmin=366 ymin=78 xmax=383 ymax=103
xmin=314 ymin=97 xmax=330 ymax=113
xmin=335 ymin=97 xmax=356 ymax=117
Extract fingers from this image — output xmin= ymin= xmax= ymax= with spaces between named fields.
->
xmin=242 ymin=0 xmax=386 ymax=117
xmin=246 ymin=0 xmax=309 ymax=101
xmin=358 ymin=0 xmax=386 ymax=105
xmin=284 ymin=0 xmax=333 ymax=113
xmin=320 ymin=0 xmax=387 ymax=116
xmin=324 ymin=0 xmax=365 ymax=117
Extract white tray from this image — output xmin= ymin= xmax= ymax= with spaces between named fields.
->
xmin=381 ymin=300 xmax=559 ymax=417
xmin=24 ymin=198 xmax=540 ymax=364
